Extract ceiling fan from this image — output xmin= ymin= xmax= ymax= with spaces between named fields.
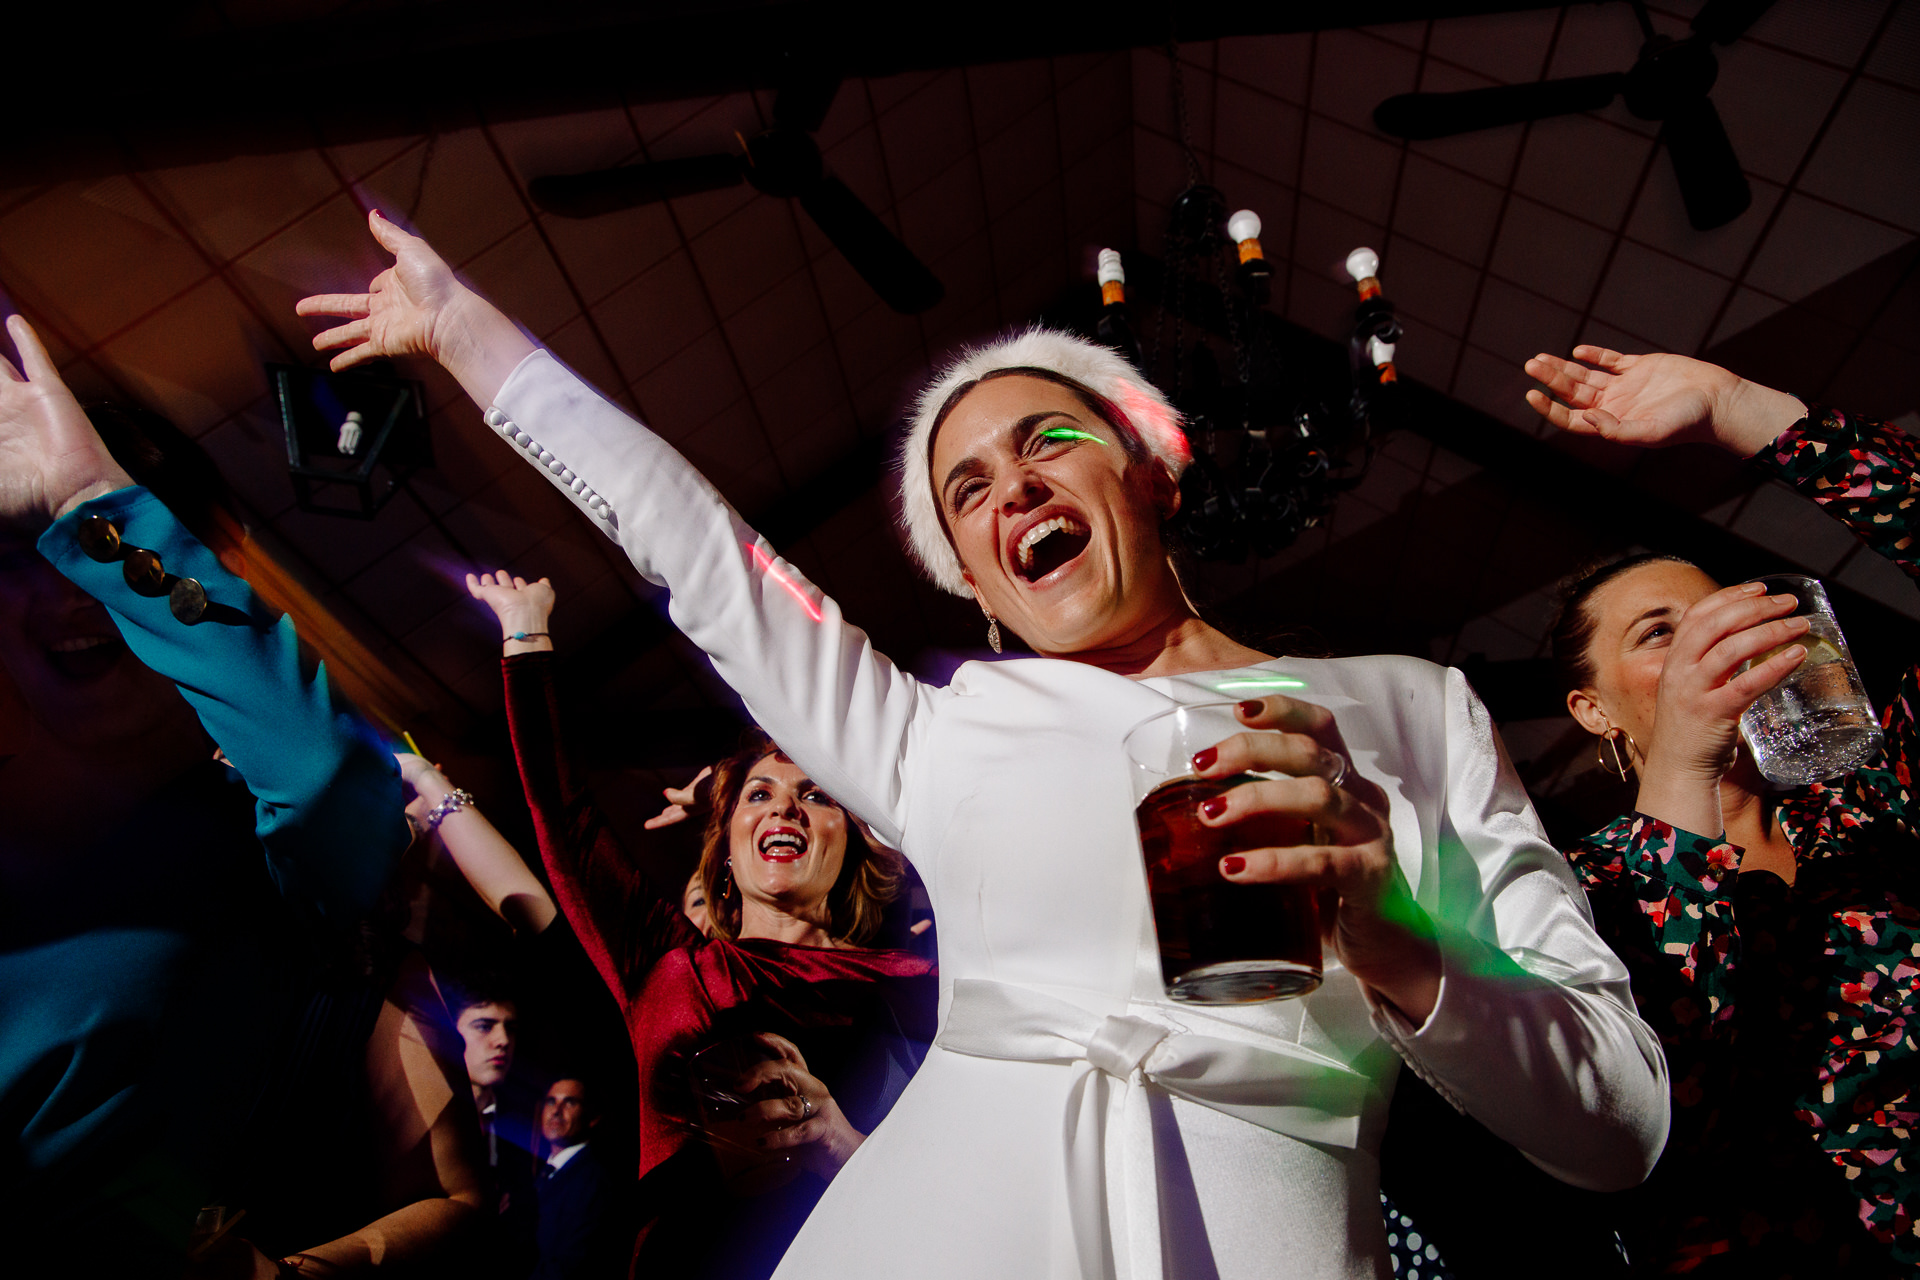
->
xmin=1372 ymin=0 xmax=1777 ymax=231
xmin=528 ymin=70 xmax=944 ymax=315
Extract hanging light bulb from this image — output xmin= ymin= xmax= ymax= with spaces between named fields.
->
xmin=1095 ymin=248 xmax=1139 ymax=363
xmin=1228 ymin=209 xmax=1272 ymax=304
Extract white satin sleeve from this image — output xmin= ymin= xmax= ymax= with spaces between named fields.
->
xmin=487 ymin=349 xmax=932 ymax=850
xmin=1368 ymin=665 xmax=1670 ymax=1192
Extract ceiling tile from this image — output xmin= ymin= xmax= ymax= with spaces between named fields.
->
xmin=1390 ymin=320 xmax=1461 ymax=390
xmin=1836 ymin=542 xmax=1920 ymax=621
xmin=1133 ymin=49 xmax=1210 ymax=149
xmin=356 ymin=130 xmax=526 ymax=270
xmin=145 ymin=150 xmax=341 ymax=263
xmin=592 ymin=250 xmax=715 ymax=384
xmin=1309 ymin=29 xmax=1422 ymax=132
xmin=397 ymin=599 xmax=503 ymax=699
xmin=978 ymin=105 xmax=1058 ymax=220
xmin=198 ymin=400 xmax=298 ymax=520
xmin=1467 ymin=277 xmax=1581 ymax=365
xmin=627 ymin=95 xmax=730 ymax=147
xmin=1512 ymin=114 xmax=1656 ymax=232
xmin=990 ymin=182 xmax=1065 ymax=280
xmin=630 ymin=328 xmax=749 ymax=440
xmin=773 ymin=412 xmax=860 ymax=486
xmin=1382 ymin=239 xmax=1480 ymax=336
xmin=726 ymin=269 xmax=828 ymax=388
xmin=878 ymin=71 xmax=974 ymax=201
xmin=96 ymin=276 xmax=281 ymax=437
xmin=1545 ymin=3 xmax=1655 ymax=81
xmin=0 ymin=182 xmax=211 ymax=346
xmin=342 ymin=527 xmax=468 ymax=637
xmin=537 ymin=201 xmax=681 ymax=308
xmin=228 ymin=192 xmax=393 ymax=358
xmin=689 ymin=196 xmax=808 ymax=318
xmin=462 ymin=223 xmax=580 ymax=340
xmin=1291 ymin=196 xmax=1385 ymax=286
xmin=1213 ymin=79 xmax=1305 ymax=185
xmin=1217 ymin=33 xmax=1313 ymax=104
xmin=325 ymin=136 xmax=418 ymax=183
xmin=923 ymin=233 xmax=1000 ymax=331
xmin=1397 ymin=63 xmax=1522 ymax=183
xmin=272 ymin=485 xmax=430 ymax=584
xmin=814 ymin=78 xmax=875 ymax=150
xmin=1798 ymin=78 xmax=1920 ymax=233
xmin=1868 ymin=0 xmax=1920 ymax=89
xmin=1393 ymin=155 xmax=1505 ymax=265
xmin=1063 ymin=133 xmax=1134 ymax=239
xmin=1744 ymin=193 xmax=1913 ymax=302
xmin=1712 ymin=40 xmax=1851 ymax=185
xmin=824 ymin=124 xmax=899 ymax=238
xmin=407 ymin=399 xmax=527 ymax=516
xmin=1300 ymin=117 xmax=1403 ymax=226
xmin=1591 ymin=241 xmax=1731 ymax=351
xmin=901 ymin=159 xmax=991 ymax=263
xmin=1287 ymin=262 xmax=1366 ymax=344
xmin=673 ymin=396 xmax=781 ymax=506
xmin=1451 ymin=343 xmax=1543 ymax=432
xmin=1488 ymin=196 xmax=1614 ymax=310
xmin=490 ymin=107 xmax=640 ymax=187
xmin=1058 ymin=55 xmax=1131 ymax=167
xmin=967 ymin=59 xmax=1056 ymax=142
xmin=750 ymin=340 xmax=850 ymax=435
xmin=1705 ymin=285 xmax=1793 ymax=347
xmin=1427 ymin=8 xmax=1561 ymax=84
xmin=869 ymin=70 xmax=940 ymax=114
xmin=1744 ymin=0 xmax=1891 ymax=68
xmin=1624 ymin=174 xmax=1784 ymax=278
xmin=665 ymin=179 xmax=758 ymax=243
xmin=547 ymin=565 xmax=641 ymax=650
xmin=1823 ymin=334 xmax=1920 ymax=420
xmin=832 ymin=302 xmax=923 ymax=398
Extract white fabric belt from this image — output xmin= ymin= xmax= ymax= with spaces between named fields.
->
xmin=935 ymin=978 xmax=1374 ymax=1280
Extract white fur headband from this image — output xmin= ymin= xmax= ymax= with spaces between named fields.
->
xmin=895 ymin=327 xmax=1190 ymax=596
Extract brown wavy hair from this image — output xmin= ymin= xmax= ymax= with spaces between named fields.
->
xmin=697 ymin=729 xmax=904 ymax=947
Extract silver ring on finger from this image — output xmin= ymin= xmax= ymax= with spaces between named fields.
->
xmin=800 ymin=1095 xmax=815 ymax=1121
xmin=1324 ymin=751 xmax=1349 ymax=790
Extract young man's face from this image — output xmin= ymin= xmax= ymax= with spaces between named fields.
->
xmin=456 ymin=1001 xmax=517 ymax=1090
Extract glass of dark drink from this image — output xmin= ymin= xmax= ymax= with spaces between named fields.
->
xmin=1124 ymin=701 xmax=1323 ymax=1004
xmin=688 ymin=1038 xmax=802 ymax=1196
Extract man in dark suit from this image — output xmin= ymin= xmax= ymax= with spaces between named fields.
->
xmin=534 ymin=1076 xmax=626 ymax=1278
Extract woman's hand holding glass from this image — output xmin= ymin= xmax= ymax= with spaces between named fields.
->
xmin=728 ymin=1033 xmax=866 ymax=1180
xmin=1190 ymin=695 xmax=1440 ymax=1023
xmin=1633 ymin=583 xmax=1809 ymax=836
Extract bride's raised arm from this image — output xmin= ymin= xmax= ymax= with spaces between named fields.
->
xmin=298 ymin=211 xmax=930 ymax=847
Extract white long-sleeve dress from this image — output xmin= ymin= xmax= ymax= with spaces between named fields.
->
xmin=484 ymin=351 xmax=1668 ymax=1280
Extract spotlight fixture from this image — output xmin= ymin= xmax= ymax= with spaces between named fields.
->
xmin=270 ymin=363 xmax=430 ymax=519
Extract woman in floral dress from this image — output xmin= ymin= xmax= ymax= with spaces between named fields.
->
xmin=1532 ymin=345 xmax=1919 ymax=1275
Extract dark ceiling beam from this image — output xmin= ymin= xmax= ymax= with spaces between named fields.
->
xmin=11 ymin=0 xmax=1559 ymax=183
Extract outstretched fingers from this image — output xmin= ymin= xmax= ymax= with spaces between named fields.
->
xmin=6 ymin=315 xmax=57 ymax=382
xmin=1570 ymin=344 xmax=1633 ymax=372
xmin=294 ymin=293 xmax=372 ymax=320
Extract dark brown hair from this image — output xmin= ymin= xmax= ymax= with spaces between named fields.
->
xmin=1547 ymin=553 xmax=1700 ymax=692
xmin=697 ymin=728 xmax=903 ymax=947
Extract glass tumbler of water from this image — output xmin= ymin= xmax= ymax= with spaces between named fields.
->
xmin=1123 ymin=700 xmax=1322 ymax=1005
xmin=1739 ymin=574 xmax=1883 ymax=787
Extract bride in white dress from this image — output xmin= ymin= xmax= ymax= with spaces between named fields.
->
xmin=298 ymin=210 xmax=1667 ymax=1280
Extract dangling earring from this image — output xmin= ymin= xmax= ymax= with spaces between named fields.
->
xmin=1597 ymin=729 xmax=1636 ymax=780
xmin=979 ymin=600 xmax=1002 ymax=654
xmin=720 ymin=861 xmax=734 ymax=899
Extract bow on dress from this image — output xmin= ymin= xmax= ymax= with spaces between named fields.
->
xmin=936 ymin=978 xmax=1376 ymax=1280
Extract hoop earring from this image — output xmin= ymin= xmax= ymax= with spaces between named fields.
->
xmin=1598 ymin=729 xmax=1636 ymax=780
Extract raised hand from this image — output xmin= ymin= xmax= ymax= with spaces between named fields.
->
xmin=0 ymin=315 xmax=134 ymax=529
xmin=295 ymin=210 xmax=534 ymax=405
xmin=644 ymin=765 xmax=714 ymax=830
xmin=465 ymin=569 xmax=555 ymax=644
xmin=1523 ymin=345 xmax=1804 ymax=457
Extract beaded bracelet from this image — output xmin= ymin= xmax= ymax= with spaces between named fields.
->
xmin=505 ymin=631 xmax=550 ymax=642
xmin=425 ymin=788 xmax=476 ymax=829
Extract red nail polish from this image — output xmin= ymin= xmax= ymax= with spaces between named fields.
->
xmin=1238 ymin=700 xmax=1262 ymax=718
xmin=1200 ymin=795 xmax=1227 ymax=819
xmin=1222 ymin=855 xmax=1245 ymax=875
xmin=1191 ymin=747 xmax=1217 ymax=772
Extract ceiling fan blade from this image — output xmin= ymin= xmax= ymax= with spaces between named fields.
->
xmin=798 ymin=175 xmax=943 ymax=314
xmin=772 ymin=73 xmax=843 ymax=135
xmin=1661 ymin=95 xmax=1752 ymax=230
xmin=528 ymin=153 xmax=743 ymax=219
xmin=1691 ymin=0 xmax=1779 ymax=43
xmin=1374 ymin=73 xmax=1625 ymax=139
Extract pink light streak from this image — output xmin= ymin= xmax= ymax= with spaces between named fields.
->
xmin=747 ymin=543 xmax=824 ymax=623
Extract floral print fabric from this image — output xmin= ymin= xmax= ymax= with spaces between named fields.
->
xmin=1567 ymin=407 xmax=1920 ymax=1275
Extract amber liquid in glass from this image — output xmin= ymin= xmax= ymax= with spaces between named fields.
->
xmin=1135 ymin=773 xmax=1323 ymax=1003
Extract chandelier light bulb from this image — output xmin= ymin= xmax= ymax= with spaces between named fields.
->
xmin=1345 ymin=247 xmax=1380 ymax=283
xmin=1226 ymin=210 xmax=1262 ymax=243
